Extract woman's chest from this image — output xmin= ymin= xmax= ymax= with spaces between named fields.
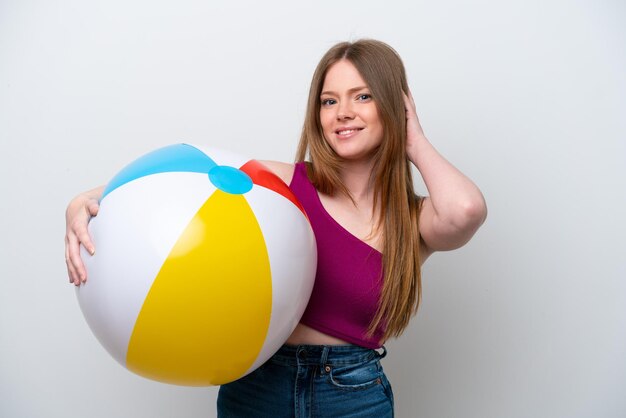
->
xmin=317 ymin=193 xmax=382 ymax=252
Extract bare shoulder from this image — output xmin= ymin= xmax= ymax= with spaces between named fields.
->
xmin=257 ymin=160 xmax=296 ymax=185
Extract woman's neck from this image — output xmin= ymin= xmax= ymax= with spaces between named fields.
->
xmin=337 ymin=158 xmax=376 ymax=204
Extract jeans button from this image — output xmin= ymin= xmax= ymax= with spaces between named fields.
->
xmin=297 ymin=349 xmax=307 ymax=359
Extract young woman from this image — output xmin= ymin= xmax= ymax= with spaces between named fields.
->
xmin=65 ymin=39 xmax=487 ymax=417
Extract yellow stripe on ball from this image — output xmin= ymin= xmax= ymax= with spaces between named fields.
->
xmin=126 ymin=190 xmax=272 ymax=385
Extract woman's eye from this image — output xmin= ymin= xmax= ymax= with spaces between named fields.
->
xmin=321 ymin=98 xmax=336 ymax=106
xmin=357 ymin=94 xmax=372 ymax=101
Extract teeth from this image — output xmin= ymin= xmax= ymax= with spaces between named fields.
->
xmin=338 ymin=129 xmax=357 ymax=135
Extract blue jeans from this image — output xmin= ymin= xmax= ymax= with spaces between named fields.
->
xmin=217 ymin=344 xmax=394 ymax=417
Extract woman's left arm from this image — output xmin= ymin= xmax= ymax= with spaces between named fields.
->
xmin=404 ymin=91 xmax=487 ymax=252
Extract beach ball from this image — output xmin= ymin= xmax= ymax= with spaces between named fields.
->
xmin=76 ymin=144 xmax=316 ymax=386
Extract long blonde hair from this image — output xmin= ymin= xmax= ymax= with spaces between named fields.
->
xmin=296 ymin=39 xmax=424 ymax=342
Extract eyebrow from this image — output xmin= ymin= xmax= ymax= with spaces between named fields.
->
xmin=320 ymin=86 xmax=369 ymax=96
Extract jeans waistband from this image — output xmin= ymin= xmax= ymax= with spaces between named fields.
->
xmin=270 ymin=344 xmax=387 ymax=367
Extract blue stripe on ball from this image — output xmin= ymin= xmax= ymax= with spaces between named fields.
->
xmin=102 ymin=144 xmax=217 ymax=199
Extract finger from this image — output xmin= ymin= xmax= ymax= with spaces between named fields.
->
xmin=66 ymin=259 xmax=80 ymax=286
xmin=65 ymin=237 xmax=82 ymax=285
xmin=402 ymin=93 xmax=416 ymax=118
xmin=402 ymin=92 xmax=409 ymax=109
xmin=67 ymin=233 xmax=88 ymax=283
xmin=65 ymin=239 xmax=78 ymax=284
xmin=407 ymin=87 xmax=415 ymax=104
xmin=404 ymin=89 xmax=416 ymax=110
xmin=86 ymin=200 xmax=100 ymax=217
xmin=75 ymin=224 xmax=95 ymax=256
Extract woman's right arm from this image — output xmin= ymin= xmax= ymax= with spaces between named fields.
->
xmin=65 ymin=185 xmax=104 ymax=286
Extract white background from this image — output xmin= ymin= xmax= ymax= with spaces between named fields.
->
xmin=1 ymin=1 xmax=625 ymax=417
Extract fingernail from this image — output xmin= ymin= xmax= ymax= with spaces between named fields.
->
xmin=89 ymin=248 xmax=95 ymax=255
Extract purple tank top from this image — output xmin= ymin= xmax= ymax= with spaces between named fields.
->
xmin=289 ymin=162 xmax=384 ymax=348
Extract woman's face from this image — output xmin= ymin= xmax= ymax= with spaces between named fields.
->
xmin=319 ymin=59 xmax=384 ymax=163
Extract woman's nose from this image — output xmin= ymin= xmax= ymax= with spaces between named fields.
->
xmin=336 ymin=102 xmax=355 ymax=120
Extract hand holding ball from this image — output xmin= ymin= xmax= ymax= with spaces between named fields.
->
xmin=76 ymin=144 xmax=316 ymax=386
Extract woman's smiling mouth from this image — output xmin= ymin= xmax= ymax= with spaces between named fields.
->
xmin=335 ymin=127 xmax=364 ymax=138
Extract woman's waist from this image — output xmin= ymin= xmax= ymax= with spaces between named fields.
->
xmin=271 ymin=343 xmax=384 ymax=367
xmin=285 ymin=322 xmax=351 ymax=346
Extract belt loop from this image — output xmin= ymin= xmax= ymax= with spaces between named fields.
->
xmin=296 ymin=345 xmax=307 ymax=363
xmin=320 ymin=346 xmax=330 ymax=370
xmin=377 ymin=346 xmax=387 ymax=359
